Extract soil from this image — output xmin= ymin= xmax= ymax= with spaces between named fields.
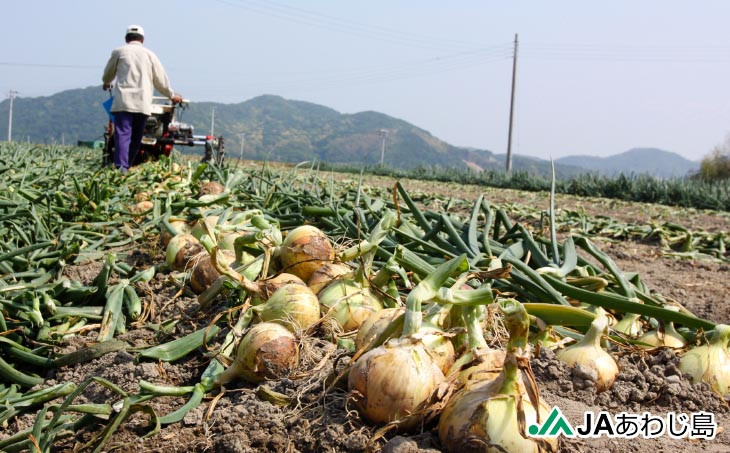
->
xmin=3 ymin=173 xmax=730 ymax=453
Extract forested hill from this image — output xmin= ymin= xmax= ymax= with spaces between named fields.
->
xmin=0 ymin=86 xmax=695 ymax=178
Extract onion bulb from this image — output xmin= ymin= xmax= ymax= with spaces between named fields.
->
xmin=166 ymin=234 xmax=203 ymax=271
xmin=638 ymin=322 xmax=687 ymax=349
xmin=134 ymin=191 xmax=150 ymax=203
xmin=130 ymin=200 xmax=153 ymax=216
xmin=679 ymin=324 xmax=730 ymax=396
xmin=456 ymin=347 xmax=506 ymax=386
xmin=439 ymin=299 xmax=557 ymax=453
xmin=198 ymin=181 xmax=225 ymax=197
xmin=355 ymin=308 xmax=404 ymax=351
xmin=278 ymin=225 xmax=335 ymax=281
xmin=189 ymin=250 xmax=235 ymax=294
xmin=318 ymin=278 xmax=383 ymax=332
xmin=348 ymin=337 xmax=445 ymax=429
xmin=557 ymin=308 xmax=618 ymax=392
xmin=217 ymin=231 xmax=243 ymax=252
xmin=191 ymin=216 xmax=220 ymax=240
xmin=217 ymin=322 xmax=299 ymax=385
xmin=160 ymin=220 xmax=192 ymax=247
xmin=613 ymin=312 xmax=643 ymax=338
xmin=251 ymin=273 xmax=306 ymax=306
xmin=438 ymin=378 xmax=555 ymax=453
xmin=307 ymin=263 xmax=352 ymax=295
xmin=254 ymin=284 xmax=321 ymax=331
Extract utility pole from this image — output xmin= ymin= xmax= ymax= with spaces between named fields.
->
xmin=505 ymin=33 xmax=519 ymax=174
xmin=239 ymin=133 xmax=245 ymax=162
xmin=210 ymin=107 xmax=216 ymax=136
xmin=378 ymin=129 xmax=388 ymax=165
xmin=7 ymin=90 xmax=18 ymax=142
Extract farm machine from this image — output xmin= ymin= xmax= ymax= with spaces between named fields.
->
xmin=102 ymin=96 xmax=225 ymax=167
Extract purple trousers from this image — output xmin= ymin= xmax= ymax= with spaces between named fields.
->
xmin=113 ymin=112 xmax=148 ymax=171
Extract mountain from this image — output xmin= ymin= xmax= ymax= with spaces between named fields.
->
xmin=0 ymin=86 xmax=587 ymax=177
xmin=556 ymin=148 xmax=699 ymax=178
xmin=0 ymin=86 xmax=695 ymax=178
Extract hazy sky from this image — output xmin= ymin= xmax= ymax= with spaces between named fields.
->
xmin=3 ymin=0 xmax=730 ymax=160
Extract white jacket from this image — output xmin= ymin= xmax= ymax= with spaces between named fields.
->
xmin=102 ymin=42 xmax=174 ymax=115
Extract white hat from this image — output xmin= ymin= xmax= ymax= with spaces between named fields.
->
xmin=126 ymin=25 xmax=144 ymax=36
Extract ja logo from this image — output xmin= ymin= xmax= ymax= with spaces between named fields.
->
xmin=528 ymin=407 xmax=576 ymax=438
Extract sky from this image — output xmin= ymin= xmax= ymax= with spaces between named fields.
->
xmin=3 ymin=0 xmax=730 ymax=161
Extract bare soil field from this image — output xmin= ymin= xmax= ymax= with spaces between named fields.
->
xmin=4 ymin=170 xmax=729 ymax=453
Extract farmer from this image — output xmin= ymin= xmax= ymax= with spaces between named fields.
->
xmin=102 ymin=25 xmax=183 ymax=173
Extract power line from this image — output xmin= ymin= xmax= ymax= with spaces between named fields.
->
xmin=0 ymin=61 xmax=100 ymax=69
xmin=215 ymin=0 xmax=482 ymax=51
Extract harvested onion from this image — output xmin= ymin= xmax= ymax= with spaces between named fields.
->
xmin=160 ymin=220 xmax=192 ymax=247
xmin=166 ymin=234 xmax=203 ymax=271
xmin=439 ymin=299 xmax=557 ymax=453
xmin=307 ymin=263 xmax=352 ymax=294
xmin=318 ymin=278 xmax=383 ymax=332
xmin=355 ymin=308 xmax=404 ymax=351
xmin=191 ymin=216 xmax=220 ymax=240
xmin=254 ymin=283 xmax=321 ymax=331
xmin=557 ymin=308 xmax=618 ymax=392
xmin=278 ymin=225 xmax=335 ymax=281
xmin=679 ymin=324 xmax=730 ymax=396
xmin=189 ymin=250 xmax=235 ymax=294
xmin=217 ymin=322 xmax=299 ymax=385
xmin=198 ymin=181 xmax=225 ymax=197
xmin=348 ymin=337 xmax=445 ymax=429
xmin=130 ymin=200 xmax=153 ymax=216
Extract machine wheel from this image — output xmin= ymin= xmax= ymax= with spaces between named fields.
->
xmin=102 ymin=128 xmax=115 ymax=167
xmin=202 ymin=136 xmax=225 ymax=166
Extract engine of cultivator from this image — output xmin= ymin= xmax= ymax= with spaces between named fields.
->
xmin=102 ymin=96 xmax=225 ymax=167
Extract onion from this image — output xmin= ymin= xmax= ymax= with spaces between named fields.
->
xmin=638 ymin=323 xmax=687 ymax=349
xmin=439 ymin=299 xmax=558 ymax=453
xmin=217 ymin=322 xmax=299 ymax=385
xmin=317 ymin=278 xmax=383 ymax=332
xmin=252 ymin=273 xmax=306 ymax=306
xmin=278 ymin=225 xmax=335 ymax=281
xmin=191 ymin=216 xmax=220 ymax=240
xmin=160 ymin=220 xmax=192 ymax=247
xmin=166 ymin=234 xmax=204 ymax=271
xmin=456 ymin=347 xmax=506 ymax=386
xmin=134 ymin=191 xmax=150 ymax=203
xmin=253 ymin=284 xmax=321 ymax=331
xmin=438 ymin=378 xmax=555 ymax=453
xmin=355 ymin=307 xmax=404 ymax=351
xmin=218 ymin=231 xmax=244 ymax=252
xmin=130 ymin=200 xmax=153 ymax=215
xmin=189 ymin=250 xmax=236 ymax=294
xmin=679 ymin=324 xmax=730 ymax=396
xmin=307 ymin=263 xmax=352 ymax=295
xmin=198 ymin=181 xmax=225 ymax=197
xmin=614 ymin=312 xmax=643 ymax=337
xmin=348 ymin=337 xmax=445 ymax=429
xmin=557 ymin=308 xmax=618 ymax=392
